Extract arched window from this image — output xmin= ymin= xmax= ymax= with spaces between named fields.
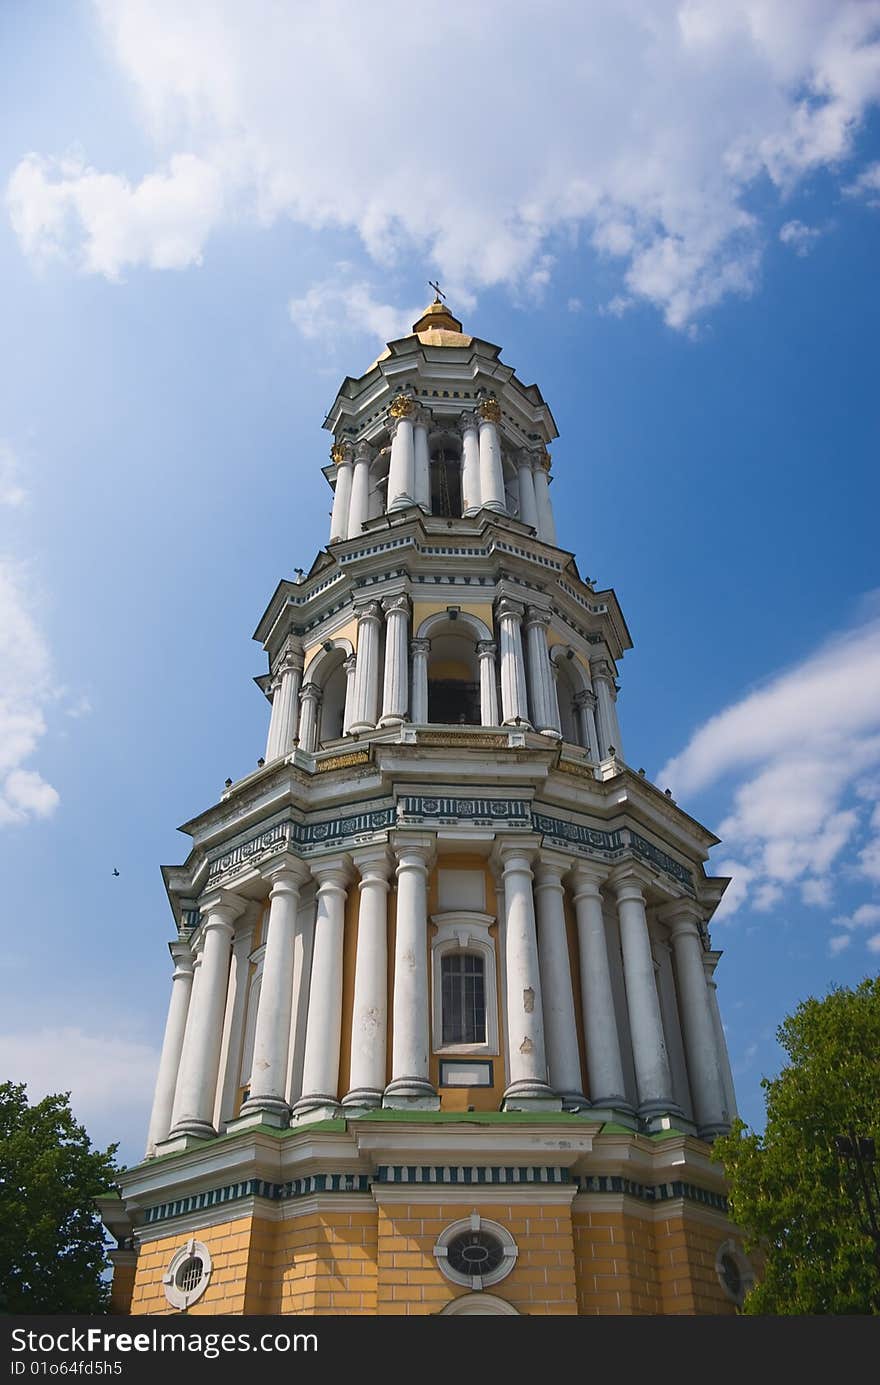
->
xmin=430 ymin=443 xmax=463 ymax=517
xmin=441 ymin=953 xmax=486 ymax=1045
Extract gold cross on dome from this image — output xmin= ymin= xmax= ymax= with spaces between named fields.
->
xmin=428 ymin=279 xmax=446 ymax=302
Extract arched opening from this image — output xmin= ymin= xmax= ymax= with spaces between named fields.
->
xmin=553 ymin=652 xmax=582 ymax=746
xmin=318 ymin=651 xmax=347 ymax=745
xmin=427 ymin=630 xmax=480 ymax=725
xmin=430 ymin=439 xmax=463 ymax=517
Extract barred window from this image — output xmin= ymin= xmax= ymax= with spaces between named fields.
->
xmin=441 ymin=953 xmax=486 ymax=1045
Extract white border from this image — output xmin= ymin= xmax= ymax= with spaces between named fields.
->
xmin=163 ymin=1238 xmax=213 ymax=1310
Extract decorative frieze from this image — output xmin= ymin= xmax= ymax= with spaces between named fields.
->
xmin=397 ymin=796 xmax=530 ymax=827
xmin=532 ymin=813 xmax=623 ymax=855
xmin=574 ymin=1173 xmax=728 ymax=1212
xmin=144 ymin=1172 xmax=372 ymax=1225
xmin=376 ymin=1165 xmax=569 ymax=1185
xmin=628 ymin=831 xmax=694 ymax=892
xmin=206 ymin=808 xmax=396 ymax=884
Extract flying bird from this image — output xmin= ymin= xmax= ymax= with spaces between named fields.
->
xmin=112 ymin=868 xmax=120 ymax=877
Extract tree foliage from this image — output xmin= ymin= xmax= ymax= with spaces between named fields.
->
xmin=714 ymin=977 xmax=880 ymax=1315
xmin=0 ymin=1082 xmax=119 ymax=1313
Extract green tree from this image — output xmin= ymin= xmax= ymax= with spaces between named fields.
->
xmin=0 ymin=1082 xmax=119 ymax=1313
xmin=714 ymin=977 xmax=880 ymax=1315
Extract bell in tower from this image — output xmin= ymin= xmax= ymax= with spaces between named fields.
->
xmin=106 ymin=295 xmax=751 ymax=1317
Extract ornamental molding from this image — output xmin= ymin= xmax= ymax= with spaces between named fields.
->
xmin=479 ymin=397 xmax=501 ymax=424
xmin=574 ymin=1173 xmax=728 ymax=1212
xmin=389 ymin=393 xmax=416 ymax=420
xmin=397 ymin=796 xmax=531 ymax=828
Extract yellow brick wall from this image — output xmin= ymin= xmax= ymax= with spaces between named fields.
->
xmin=375 ymin=1201 xmax=578 ymax=1316
xmin=572 ymin=1207 xmax=661 ymax=1314
xmin=130 ymin=1216 xmax=272 ymax=1316
xmin=655 ymin=1210 xmax=737 ymax=1315
xmin=272 ymin=1209 xmax=378 ymax=1315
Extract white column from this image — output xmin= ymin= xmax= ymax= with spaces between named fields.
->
xmin=265 ymin=644 xmax=303 ymax=761
xmin=413 ymin=412 xmax=431 ymax=512
xmin=387 ymin=397 xmax=416 ymax=511
xmin=477 ymin=399 xmax=506 ymax=512
xmin=214 ymin=917 xmax=255 ymax=1131
xmin=328 ymin=442 xmax=354 ymax=543
xmin=342 ymin=654 xmax=357 ymax=734
xmin=591 ymin=659 xmax=622 ymax=759
xmin=497 ymin=844 xmax=558 ymax=1109
xmin=612 ymin=874 xmax=680 ymax=1123
xmin=293 ymin=860 xmax=350 ymax=1120
xmin=534 ymin=855 xmax=587 ymax=1108
xmin=379 ymin=594 xmax=410 ymax=726
xmin=460 ymin=412 xmax=482 ymax=515
xmin=349 ymin=602 xmax=382 ymax=733
xmin=347 ymin=441 xmax=373 ymax=538
xmin=238 ymin=864 xmax=310 ymax=1122
xmin=410 ymin=638 xmax=430 ymax=724
xmin=477 ymin=640 xmax=499 ymax=725
xmin=706 ymin=955 xmax=738 ymax=1122
xmin=570 ymin=866 xmax=630 ymax=1110
xmin=666 ymin=906 xmax=729 ymax=1137
xmin=532 ymin=451 xmax=557 ymax=544
xmin=170 ymin=945 xmax=203 ymax=1128
xmin=343 ymin=848 xmax=392 ymax=1110
xmin=170 ymin=891 xmax=244 ymax=1138
xmin=575 ymin=689 xmax=601 ymax=762
xmin=517 ymin=455 xmax=539 ymax=529
xmin=496 ymin=599 xmax=531 ymax=726
xmin=524 ymin=608 xmax=560 ymax=736
xmin=297 ymin=682 xmax=321 ymax=753
xmin=385 ymin=836 xmax=439 ymax=1107
xmin=145 ymin=940 xmax=194 ymax=1155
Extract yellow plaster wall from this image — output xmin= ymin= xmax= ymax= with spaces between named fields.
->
xmin=376 ymin=1200 xmax=578 ymax=1315
xmin=412 ymin=601 xmax=494 ymax=635
xmin=303 ymin=616 xmax=359 ymax=673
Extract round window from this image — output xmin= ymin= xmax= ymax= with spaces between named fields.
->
xmin=164 ymin=1239 xmax=213 ymax=1309
xmin=714 ymin=1239 xmax=754 ymax=1307
xmin=434 ymin=1213 xmax=518 ymax=1290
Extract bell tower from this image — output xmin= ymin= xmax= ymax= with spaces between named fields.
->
xmin=105 ymin=299 xmax=753 ymax=1316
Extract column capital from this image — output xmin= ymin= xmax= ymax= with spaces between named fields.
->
xmin=392 ymin=833 xmax=435 ymax=870
xmin=590 ymin=656 xmax=616 ymax=683
xmin=389 ymin=393 xmax=416 ymax=420
xmin=458 ymin=409 xmax=480 ymax=435
xmin=330 ymin=440 xmax=354 ymax=467
xmin=524 ymin=605 xmax=552 ymax=630
xmin=353 ymin=845 xmax=393 ymax=885
xmin=533 ymin=850 xmax=570 ymax=886
xmin=382 ymin=593 xmax=410 ymax=617
xmin=196 ymin=889 xmax=247 ymax=927
xmin=411 ymin=637 xmax=431 ymax=657
xmin=476 ymin=639 xmax=497 ymax=659
xmin=496 ymin=596 xmax=525 ymax=623
xmin=354 ymin=600 xmax=383 ymax=626
xmin=299 ymin=681 xmax=322 ymax=705
xmin=658 ymin=899 xmax=705 ymax=936
xmin=478 ymin=397 xmax=501 ymax=424
xmin=260 ymin=858 xmax=311 ymax=893
xmin=343 ymin=652 xmax=357 ymax=674
xmin=311 ymin=855 xmax=354 ymax=890
xmin=573 ymin=688 xmax=597 ymax=709
xmin=169 ymin=939 xmax=194 ymax=973
xmin=532 ymin=447 xmax=552 ymax=472
xmin=354 ymin=438 xmax=375 ymax=464
xmin=569 ymin=860 xmax=609 ymax=898
xmin=491 ymin=837 xmax=540 ymax=877
xmin=273 ymin=637 xmax=303 ymax=678
xmin=412 ymin=406 xmax=432 ymax=430
xmin=608 ymin=867 xmax=654 ymax=904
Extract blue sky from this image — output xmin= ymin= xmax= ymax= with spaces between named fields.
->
xmin=1 ymin=1 xmax=879 ymax=1166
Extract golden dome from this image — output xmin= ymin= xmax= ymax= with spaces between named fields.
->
xmin=411 ymin=297 xmax=464 ymax=334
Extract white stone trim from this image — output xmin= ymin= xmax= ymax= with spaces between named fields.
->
xmin=430 ymin=912 xmax=499 ymax=1058
xmin=439 ymin=1292 xmax=520 ymax=1315
xmin=433 ymin=1212 xmax=518 ymax=1290
xmin=162 ymin=1237 xmax=212 ymax=1309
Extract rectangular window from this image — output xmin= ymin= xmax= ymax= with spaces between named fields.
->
xmin=441 ymin=953 xmax=486 ymax=1044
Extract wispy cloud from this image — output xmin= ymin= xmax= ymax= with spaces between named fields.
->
xmin=660 ymin=597 xmax=880 ymax=938
xmin=289 ymin=271 xmax=423 ymax=347
xmin=6 ymin=1 xmax=880 ymax=330
xmin=779 ymin=219 xmax=823 ymax=256
xmin=843 ymin=161 xmax=880 ymax=206
xmin=0 ymin=560 xmax=60 ymax=826
xmin=0 ymin=442 xmax=27 ymax=508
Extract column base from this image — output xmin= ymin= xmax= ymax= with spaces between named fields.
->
xmin=481 ymin=501 xmax=506 ymax=513
xmin=167 ymin=1118 xmax=217 ymax=1141
xmin=637 ymin=1099 xmax=686 ymax=1133
xmin=383 ymin=1077 xmax=441 ymax=1110
xmin=348 ymin=721 xmax=377 ymax=735
xmin=697 ymin=1120 xmax=731 ymax=1142
xmin=227 ymin=1104 xmax=290 ymax=1132
xmin=291 ymin=1094 xmax=342 ymax=1123
xmin=378 ymin=713 xmax=406 ymax=727
xmin=559 ymin=1091 xmax=591 ymax=1113
xmin=502 ymin=1080 xmax=562 ymax=1112
xmin=154 ymin=1131 xmax=214 ymax=1155
xmin=538 ymin=727 xmax=562 ymax=739
xmin=342 ymin=1087 xmax=384 ymax=1115
xmin=388 ymin=495 xmax=415 ymax=512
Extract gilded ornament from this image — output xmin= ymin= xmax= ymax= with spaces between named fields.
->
xmin=389 ymin=394 xmax=415 ymax=420
xmin=479 ymin=397 xmax=502 ymax=423
xmin=330 ymin=443 xmax=347 ymax=464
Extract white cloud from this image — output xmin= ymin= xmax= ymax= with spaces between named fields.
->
xmin=6 ymin=1 xmax=880 ymax=330
xmin=0 ymin=559 xmax=60 ymax=825
xmin=289 ymin=272 xmax=423 ymax=346
xmin=868 ymin=933 xmax=880 ymax=954
xmin=829 ymin=934 xmax=852 ymax=956
xmin=843 ymin=160 xmax=880 ymax=204
xmin=0 ymin=442 xmax=27 ymax=508
xmin=779 ymin=219 xmax=823 ymax=255
xmin=833 ymin=902 xmax=880 ymax=930
xmin=660 ymin=599 xmax=880 ymax=921
xmin=0 ymin=1026 xmax=157 ymax=1159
